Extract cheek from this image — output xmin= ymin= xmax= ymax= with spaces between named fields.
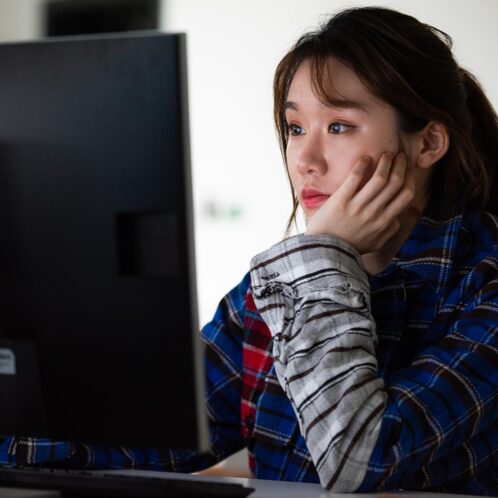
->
xmin=287 ymin=163 xmax=300 ymax=192
xmin=360 ymin=125 xmax=401 ymax=158
xmin=320 ymin=139 xmax=388 ymax=190
xmin=321 ymin=144 xmax=361 ymax=183
xmin=336 ymin=129 xmax=401 ymax=174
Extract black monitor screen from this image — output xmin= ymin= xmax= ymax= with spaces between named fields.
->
xmin=0 ymin=32 xmax=208 ymax=452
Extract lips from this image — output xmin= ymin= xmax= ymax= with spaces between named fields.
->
xmin=301 ymin=187 xmax=330 ymax=209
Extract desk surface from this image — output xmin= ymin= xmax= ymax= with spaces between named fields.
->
xmin=0 ymin=469 xmax=485 ymax=498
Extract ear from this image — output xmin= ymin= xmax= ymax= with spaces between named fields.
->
xmin=416 ymin=121 xmax=449 ymax=169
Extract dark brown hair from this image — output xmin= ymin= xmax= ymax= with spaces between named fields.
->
xmin=274 ymin=7 xmax=498 ymax=235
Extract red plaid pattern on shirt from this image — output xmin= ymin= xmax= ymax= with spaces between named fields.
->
xmin=240 ymin=291 xmax=272 ymax=475
xmin=239 ymin=291 xmax=318 ymax=482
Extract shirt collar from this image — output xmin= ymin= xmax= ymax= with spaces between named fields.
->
xmin=390 ymin=206 xmax=465 ymax=296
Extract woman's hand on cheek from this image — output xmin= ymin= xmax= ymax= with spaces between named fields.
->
xmin=305 ymin=152 xmax=415 ymax=254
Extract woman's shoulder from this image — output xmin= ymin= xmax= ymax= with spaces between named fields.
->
xmin=449 ymin=210 xmax=498 ymax=303
xmin=202 ymin=272 xmax=252 ymax=335
xmin=463 ymin=210 xmax=498 ymax=259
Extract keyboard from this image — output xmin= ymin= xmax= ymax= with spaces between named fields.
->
xmin=0 ymin=466 xmax=254 ymax=497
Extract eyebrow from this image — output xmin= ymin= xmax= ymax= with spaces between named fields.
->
xmin=284 ymin=98 xmax=368 ymax=112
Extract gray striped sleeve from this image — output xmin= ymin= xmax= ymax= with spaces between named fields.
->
xmin=250 ymin=233 xmax=387 ymax=491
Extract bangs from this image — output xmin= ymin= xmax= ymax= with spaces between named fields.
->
xmin=281 ymin=40 xmax=350 ymax=111
xmin=308 ymin=54 xmax=351 ymax=107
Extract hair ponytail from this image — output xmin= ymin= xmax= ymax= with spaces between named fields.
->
xmin=460 ymin=69 xmax=498 ymax=214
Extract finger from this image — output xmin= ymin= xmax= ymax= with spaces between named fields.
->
xmin=353 ymin=151 xmax=397 ymax=206
xmin=334 ymin=156 xmax=372 ymax=201
xmin=380 ymin=166 xmax=416 ymax=220
xmin=371 ymin=219 xmax=401 ymax=252
xmin=363 ymin=152 xmax=407 ymax=213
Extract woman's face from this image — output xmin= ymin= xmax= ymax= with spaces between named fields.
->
xmin=285 ymin=58 xmax=419 ymax=220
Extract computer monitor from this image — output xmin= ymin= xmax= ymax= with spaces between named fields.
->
xmin=0 ymin=32 xmax=209 ymax=452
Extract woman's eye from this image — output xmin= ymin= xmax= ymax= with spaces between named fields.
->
xmin=329 ymin=122 xmax=353 ymax=134
xmin=288 ymin=123 xmax=304 ymax=136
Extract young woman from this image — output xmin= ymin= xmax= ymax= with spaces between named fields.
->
xmin=3 ymin=6 xmax=498 ymax=495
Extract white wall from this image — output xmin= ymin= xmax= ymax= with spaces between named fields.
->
xmin=162 ymin=0 xmax=498 ymax=326
xmin=0 ymin=0 xmax=43 ymax=41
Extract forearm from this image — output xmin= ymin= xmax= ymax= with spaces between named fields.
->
xmin=0 ymin=428 xmax=237 ymax=473
xmin=251 ymin=234 xmax=386 ymax=491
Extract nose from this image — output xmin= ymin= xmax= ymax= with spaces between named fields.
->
xmin=295 ymin=135 xmax=328 ymax=176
